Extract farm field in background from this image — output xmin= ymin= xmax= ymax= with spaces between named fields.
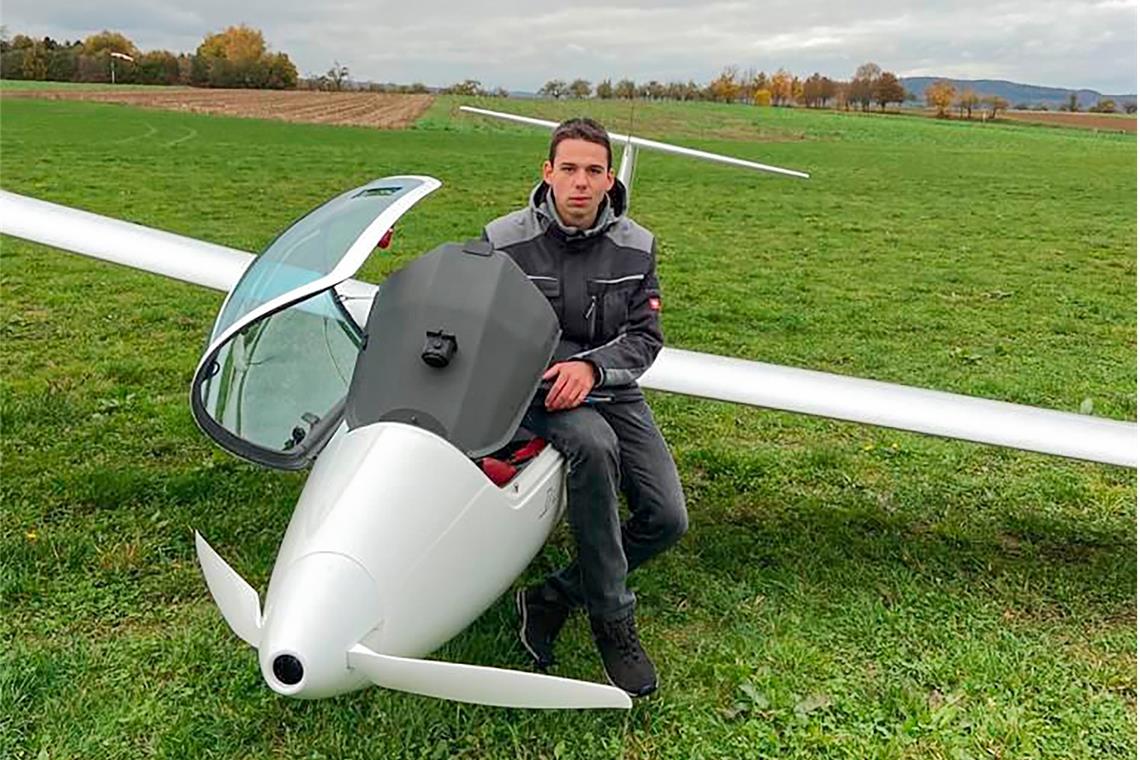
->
xmin=1 ymin=96 xmax=1135 ymax=759
xmin=1 ymin=85 xmax=433 ymax=128
xmin=3 ymin=80 xmax=1134 ymax=133
xmin=998 ymin=109 xmax=1137 ymax=133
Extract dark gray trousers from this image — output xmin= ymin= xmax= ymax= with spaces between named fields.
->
xmin=522 ymin=398 xmax=687 ymax=621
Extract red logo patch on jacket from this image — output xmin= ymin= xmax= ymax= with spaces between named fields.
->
xmin=648 ymin=296 xmax=661 ymax=312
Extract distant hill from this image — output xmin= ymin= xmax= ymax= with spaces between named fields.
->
xmin=900 ymin=77 xmax=1136 ymax=110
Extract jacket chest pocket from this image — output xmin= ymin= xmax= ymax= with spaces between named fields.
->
xmin=587 ymin=275 xmax=643 ymax=344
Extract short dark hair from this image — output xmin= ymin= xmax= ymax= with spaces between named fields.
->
xmin=548 ymin=117 xmax=612 ymax=169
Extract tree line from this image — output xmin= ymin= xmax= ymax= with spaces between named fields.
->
xmin=537 ymin=64 xmax=1135 ymax=115
xmin=536 ymin=63 xmax=910 ymax=111
xmin=0 ymin=26 xmax=298 ymax=89
xmin=923 ymin=82 xmax=1133 ymax=118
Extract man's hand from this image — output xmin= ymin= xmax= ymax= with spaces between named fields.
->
xmin=543 ymin=361 xmax=597 ymax=411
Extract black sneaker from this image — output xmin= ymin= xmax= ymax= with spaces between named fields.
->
xmin=590 ymin=612 xmax=658 ymax=698
xmin=515 ymin=584 xmax=571 ymax=670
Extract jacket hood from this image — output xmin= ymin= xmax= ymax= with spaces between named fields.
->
xmin=528 ymin=180 xmax=628 ymax=240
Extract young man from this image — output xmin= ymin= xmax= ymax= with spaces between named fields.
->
xmin=482 ymin=118 xmax=687 ymax=697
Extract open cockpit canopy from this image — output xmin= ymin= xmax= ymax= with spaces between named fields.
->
xmin=191 ymin=176 xmax=440 ymax=469
xmin=346 ymin=240 xmax=560 ymax=459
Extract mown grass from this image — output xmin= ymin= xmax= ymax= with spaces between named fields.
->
xmin=1 ymin=96 xmax=1135 ymax=759
xmin=0 ymin=78 xmax=182 ymax=92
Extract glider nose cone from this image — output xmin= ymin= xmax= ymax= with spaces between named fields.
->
xmin=259 ymin=552 xmax=383 ymax=699
xmin=272 ymin=653 xmax=304 ymax=686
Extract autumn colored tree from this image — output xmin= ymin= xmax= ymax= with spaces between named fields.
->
xmin=925 ymin=80 xmax=956 ymax=118
xmin=819 ymin=76 xmax=837 ymax=107
xmin=708 ymin=67 xmax=740 ymax=103
xmin=595 ymin=79 xmax=613 ymax=99
xmin=198 ymin=25 xmax=265 ymax=66
xmin=833 ymin=81 xmax=850 ymax=110
xmin=265 ymin=53 xmax=297 ymax=89
xmin=873 ymin=71 xmax=906 ymax=111
xmin=982 ymin=95 xmax=1009 ymax=119
xmin=568 ymin=78 xmax=591 ymax=98
xmin=193 ymin=25 xmax=296 ymax=88
xmin=751 ymin=70 xmax=768 ymax=96
xmin=753 ymin=88 xmax=772 ymax=106
xmin=802 ymin=73 xmax=823 ymax=107
xmin=768 ymin=68 xmax=792 ymax=106
xmin=956 ymin=89 xmax=980 ymax=119
xmin=83 ymin=30 xmax=139 ymax=58
xmin=615 ymin=79 xmax=636 ymax=99
xmin=21 ymin=42 xmax=48 ymax=79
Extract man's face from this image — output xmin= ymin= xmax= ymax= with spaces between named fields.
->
xmin=542 ymin=138 xmax=615 ymax=229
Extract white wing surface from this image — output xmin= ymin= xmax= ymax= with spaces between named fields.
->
xmin=459 ymin=106 xmax=809 ymax=179
xmin=1 ymin=190 xmax=252 ymax=291
xmin=1 ymin=189 xmax=1132 ymax=467
xmin=641 ymin=349 xmax=1135 ymax=468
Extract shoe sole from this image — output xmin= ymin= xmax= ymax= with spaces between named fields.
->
xmin=601 ymin=663 xmax=658 ymax=699
xmin=515 ymin=589 xmax=552 ymax=670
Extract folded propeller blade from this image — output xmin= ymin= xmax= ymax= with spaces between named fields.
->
xmin=347 ymin=644 xmax=631 ymax=709
xmin=194 ymin=531 xmax=262 ymax=648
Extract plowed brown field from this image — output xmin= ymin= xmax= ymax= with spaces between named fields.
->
xmin=1000 ymin=110 xmax=1136 ymax=133
xmin=3 ymin=88 xmax=434 ymax=129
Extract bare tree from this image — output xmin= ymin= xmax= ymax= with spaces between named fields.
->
xmin=849 ymin=62 xmax=881 ymax=111
xmin=326 ymin=60 xmax=349 ymax=91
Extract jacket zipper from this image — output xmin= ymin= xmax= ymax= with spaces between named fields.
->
xmin=585 ymin=296 xmax=598 ymax=344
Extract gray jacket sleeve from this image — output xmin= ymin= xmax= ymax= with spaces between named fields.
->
xmin=572 ymin=242 xmax=664 ymax=388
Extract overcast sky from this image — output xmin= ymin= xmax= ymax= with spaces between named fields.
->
xmin=3 ymin=0 xmax=1136 ymax=93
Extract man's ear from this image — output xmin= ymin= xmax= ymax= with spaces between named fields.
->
xmin=542 ymin=160 xmax=554 ymax=183
xmin=605 ymin=167 xmax=615 ymax=190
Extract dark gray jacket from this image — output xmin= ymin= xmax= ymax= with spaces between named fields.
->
xmin=483 ymin=181 xmax=663 ymax=402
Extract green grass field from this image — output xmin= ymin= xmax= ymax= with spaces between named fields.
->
xmin=0 ymin=79 xmax=185 ymax=92
xmin=1 ymin=95 xmax=1135 ymax=759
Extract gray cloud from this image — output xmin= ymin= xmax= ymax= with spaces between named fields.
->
xmin=3 ymin=0 xmax=1135 ymax=92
